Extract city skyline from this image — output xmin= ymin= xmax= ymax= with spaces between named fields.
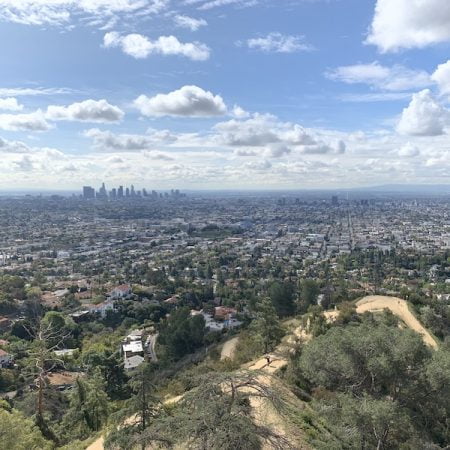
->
xmin=0 ymin=1 xmax=450 ymax=189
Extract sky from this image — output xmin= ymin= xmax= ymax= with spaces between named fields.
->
xmin=1 ymin=0 xmax=450 ymax=191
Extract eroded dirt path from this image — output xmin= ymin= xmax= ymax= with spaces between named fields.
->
xmin=220 ymin=336 xmax=239 ymax=360
xmin=355 ymin=295 xmax=437 ymax=348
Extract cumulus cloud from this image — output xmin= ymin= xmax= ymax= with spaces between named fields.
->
xmin=103 ymin=32 xmax=210 ymax=60
xmin=245 ymin=32 xmax=313 ymax=53
xmin=46 ymin=99 xmax=124 ymax=123
xmin=327 ymin=62 xmax=431 ymax=91
xmin=0 ymin=97 xmax=23 ymax=111
xmin=214 ymin=114 xmax=345 ymax=156
xmin=143 ymin=151 xmax=174 ymax=161
xmin=0 ymin=0 xmax=168 ymax=26
xmin=0 ymin=110 xmax=51 ymax=131
xmin=366 ymin=0 xmax=450 ymax=52
xmin=231 ymin=105 xmax=250 ymax=119
xmin=85 ymin=128 xmax=177 ymax=151
xmin=134 ymin=85 xmax=227 ymax=117
xmin=14 ymin=155 xmax=34 ymax=171
xmin=397 ymin=142 xmax=420 ymax=157
xmin=396 ymin=89 xmax=449 ymax=136
xmin=432 ymin=60 xmax=450 ymax=97
xmin=174 ymin=15 xmax=207 ymax=31
xmin=0 ymin=136 xmax=31 ymax=153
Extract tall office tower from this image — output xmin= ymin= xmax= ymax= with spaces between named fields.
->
xmin=125 ymin=187 xmax=130 ymax=197
xmin=118 ymin=185 xmax=124 ymax=198
xmin=83 ymin=186 xmax=95 ymax=199
xmin=331 ymin=195 xmax=339 ymax=206
xmin=110 ymin=188 xmax=117 ymax=199
xmin=142 ymin=188 xmax=148 ymax=197
xmin=152 ymin=190 xmax=158 ymax=199
xmin=130 ymin=184 xmax=135 ymax=197
xmin=98 ymin=182 xmax=107 ymax=199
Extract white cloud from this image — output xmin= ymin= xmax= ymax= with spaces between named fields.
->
xmin=174 ymin=15 xmax=207 ymax=31
xmin=46 ymin=99 xmax=124 ymax=123
xmin=0 ymin=98 xmax=23 ymax=111
xmin=366 ymin=0 xmax=450 ymax=53
xmin=338 ymin=92 xmax=413 ymax=103
xmin=231 ymin=105 xmax=250 ymax=119
xmin=0 ymin=0 xmax=168 ymax=26
xmin=431 ymin=60 xmax=450 ymax=97
xmin=0 ymin=110 xmax=51 ymax=131
xmin=396 ymin=89 xmax=448 ymax=136
xmin=214 ymin=114 xmax=345 ymax=156
xmin=85 ymin=128 xmax=177 ymax=151
xmin=246 ymin=32 xmax=313 ymax=53
xmin=397 ymin=142 xmax=420 ymax=157
xmin=14 ymin=155 xmax=34 ymax=171
xmin=0 ymin=87 xmax=75 ymax=97
xmin=143 ymin=151 xmax=174 ymax=161
xmin=134 ymin=85 xmax=227 ymax=117
xmin=327 ymin=62 xmax=431 ymax=91
xmin=195 ymin=0 xmax=258 ymax=11
xmin=0 ymin=136 xmax=31 ymax=153
xmin=103 ymin=32 xmax=210 ymax=60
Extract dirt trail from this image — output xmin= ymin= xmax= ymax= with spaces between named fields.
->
xmin=355 ymin=295 xmax=437 ymax=349
xmin=86 ymin=436 xmax=104 ymax=450
xmin=220 ymin=336 xmax=239 ymax=360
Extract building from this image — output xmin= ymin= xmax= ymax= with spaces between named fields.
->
xmin=83 ymin=186 xmax=95 ymax=199
xmin=121 ymin=329 xmax=144 ymax=371
xmin=86 ymin=299 xmax=115 ymax=318
xmin=110 ymin=284 xmax=132 ymax=300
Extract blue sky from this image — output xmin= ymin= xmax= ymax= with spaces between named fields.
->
xmin=1 ymin=0 xmax=450 ymax=190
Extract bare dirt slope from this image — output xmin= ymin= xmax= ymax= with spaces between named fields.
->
xmin=356 ymin=295 xmax=438 ymax=348
xmin=220 ymin=336 xmax=239 ymax=360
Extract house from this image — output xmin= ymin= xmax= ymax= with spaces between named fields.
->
xmin=110 ymin=284 xmax=132 ymax=300
xmin=122 ymin=340 xmax=144 ymax=358
xmin=121 ymin=330 xmax=144 ymax=371
xmin=214 ymin=307 xmax=237 ymax=321
xmin=0 ymin=349 xmax=13 ymax=368
xmin=86 ymin=299 xmax=115 ymax=318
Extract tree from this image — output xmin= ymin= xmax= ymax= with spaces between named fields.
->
xmin=269 ymin=281 xmax=295 ymax=318
xmin=137 ymin=372 xmax=292 ymax=450
xmin=0 ymin=406 xmax=52 ymax=450
xmin=105 ymin=363 xmax=159 ymax=450
xmin=23 ymin=313 xmax=73 ymax=442
xmin=82 ymin=348 xmax=129 ymax=400
xmin=298 ymin=280 xmax=319 ymax=313
xmin=251 ymin=298 xmax=284 ymax=354
xmin=62 ymin=370 xmax=109 ymax=440
xmin=158 ymin=307 xmax=205 ymax=360
xmin=296 ymin=321 xmax=450 ymax=447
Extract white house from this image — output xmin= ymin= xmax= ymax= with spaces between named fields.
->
xmin=110 ymin=284 xmax=132 ymax=300
xmin=122 ymin=330 xmax=144 ymax=371
xmin=87 ymin=299 xmax=115 ymax=318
